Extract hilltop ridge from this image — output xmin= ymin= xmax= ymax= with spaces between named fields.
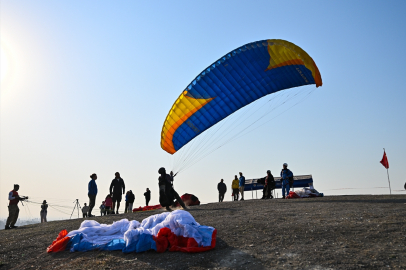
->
xmin=1 ymin=195 xmax=405 ymax=269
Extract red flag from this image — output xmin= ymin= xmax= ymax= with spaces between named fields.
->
xmin=380 ymin=150 xmax=389 ymax=169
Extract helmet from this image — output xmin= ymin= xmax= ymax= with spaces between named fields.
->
xmin=283 ymin=163 xmax=288 ymax=167
xmin=158 ymin=167 xmax=166 ymax=174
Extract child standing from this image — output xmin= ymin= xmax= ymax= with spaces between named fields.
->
xmin=104 ymin=194 xmax=113 ymax=215
xmin=99 ymin=201 xmax=106 ymax=216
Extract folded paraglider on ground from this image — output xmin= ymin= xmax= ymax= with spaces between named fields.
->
xmin=132 ymin=193 xmax=200 ymax=213
xmin=47 ymin=210 xmax=216 ymax=253
xmin=286 ymin=187 xmax=324 ymax=199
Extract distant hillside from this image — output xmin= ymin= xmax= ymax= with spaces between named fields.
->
xmin=0 ymin=218 xmax=41 ymax=230
xmin=1 ymin=195 xmax=405 ymax=269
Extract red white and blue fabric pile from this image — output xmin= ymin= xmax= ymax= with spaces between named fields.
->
xmin=47 ymin=210 xmax=216 ymax=253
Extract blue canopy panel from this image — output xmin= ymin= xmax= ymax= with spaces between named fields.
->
xmin=244 ymin=175 xmax=314 ymax=191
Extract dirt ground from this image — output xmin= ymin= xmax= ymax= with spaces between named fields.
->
xmin=0 ymin=195 xmax=405 ymax=270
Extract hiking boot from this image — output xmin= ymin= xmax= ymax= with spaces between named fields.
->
xmin=10 ymin=225 xmax=18 ymax=229
xmin=116 ymin=211 xmax=119 ymax=214
xmin=240 ymin=198 xmax=244 ymax=201
xmin=5 ymin=225 xmax=10 ymax=230
xmin=166 ymin=206 xmax=172 ymax=212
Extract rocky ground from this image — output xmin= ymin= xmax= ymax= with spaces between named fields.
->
xmin=0 ymin=195 xmax=405 ymax=269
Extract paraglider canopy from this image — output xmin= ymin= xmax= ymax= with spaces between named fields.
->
xmin=161 ymin=39 xmax=322 ymax=155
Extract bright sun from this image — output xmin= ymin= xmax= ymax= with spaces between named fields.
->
xmin=1 ymin=45 xmax=9 ymax=83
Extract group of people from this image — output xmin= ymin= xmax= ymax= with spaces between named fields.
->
xmin=4 ymin=164 xmax=294 ymax=229
xmin=86 ymin=172 xmax=152 ymax=217
xmin=216 ymin=172 xmax=247 ymax=202
xmin=217 ymin=163 xmax=294 ymax=202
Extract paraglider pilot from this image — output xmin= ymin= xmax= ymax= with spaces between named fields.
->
xmin=158 ymin=167 xmax=187 ymax=211
xmin=5 ymin=184 xmax=27 ymax=230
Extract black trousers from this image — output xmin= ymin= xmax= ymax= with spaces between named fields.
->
xmin=233 ymin=189 xmax=239 ymax=201
xmin=88 ymin=194 xmax=96 ymax=215
xmin=145 ymin=198 xmax=150 ymax=206
xmin=219 ymin=193 xmax=225 ymax=202
xmin=262 ymin=185 xmax=274 ymax=198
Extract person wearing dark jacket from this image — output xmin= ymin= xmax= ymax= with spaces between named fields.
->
xmin=109 ymin=172 xmax=125 ymax=214
xmin=158 ymin=167 xmax=187 ymax=211
xmin=144 ymin=188 xmax=151 ymax=206
xmin=258 ymin=170 xmax=275 ymax=199
xmin=88 ymin=173 xmax=98 ymax=217
xmin=217 ymin=179 xmax=227 ymax=202
xmin=127 ymin=190 xmax=135 ymax=212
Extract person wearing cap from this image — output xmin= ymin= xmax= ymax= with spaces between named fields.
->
xmin=158 ymin=167 xmax=187 ymax=211
xmin=238 ymin=172 xmax=246 ymax=201
xmin=88 ymin=173 xmax=98 ymax=217
xmin=5 ymin=184 xmax=27 ymax=230
xmin=217 ymin=179 xmax=227 ymax=202
xmin=280 ymin=163 xmax=293 ymax=199
xmin=40 ymin=200 xmax=48 ymax=223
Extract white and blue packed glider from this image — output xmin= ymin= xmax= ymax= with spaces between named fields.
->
xmin=47 ymin=210 xmax=217 ymax=253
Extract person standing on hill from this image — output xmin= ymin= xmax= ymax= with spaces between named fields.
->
xmin=40 ymin=200 xmax=48 ymax=223
xmin=232 ymin=176 xmax=239 ymax=201
xmin=127 ymin=190 xmax=135 ymax=212
xmin=239 ymin=172 xmax=246 ymax=201
xmin=124 ymin=191 xmax=130 ymax=213
xmin=261 ymin=170 xmax=275 ymax=199
xmin=82 ymin=203 xmax=89 ymax=218
xmin=88 ymin=173 xmax=98 ymax=217
xmin=144 ymin=188 xmax=151 ymax=206
xmin=280 ymin=163 xmax=293 ymax=199
xmin=99 ymin=201 xmax=106 ymax=216
xmin=104 ymin=194 xmax=113 ymax=214
xmin=109 ymin=172 xmax=125 ymax=214
xmin=158 ymin=167 xmax=187 ymax=211
xmin=5 ymin=184 xmax=27 ymax=230
xmin=217 ymin=179 xmax=227 ymax=202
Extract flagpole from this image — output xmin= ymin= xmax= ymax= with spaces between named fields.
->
xmin=386 ymin=168 xmax=392 ymax=195
xmin=384 ymin=148 xmax=392 ymax=195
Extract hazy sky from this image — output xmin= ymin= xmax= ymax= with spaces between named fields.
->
xmin=1 ymin=0 xmax=405 ymax=220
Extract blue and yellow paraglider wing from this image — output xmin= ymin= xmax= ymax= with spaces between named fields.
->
xmin=161 ymin=39 xmax=322 ymax=154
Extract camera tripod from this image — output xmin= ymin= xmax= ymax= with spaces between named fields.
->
xmin=70 ymin=199 xmax=82 ymax=219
